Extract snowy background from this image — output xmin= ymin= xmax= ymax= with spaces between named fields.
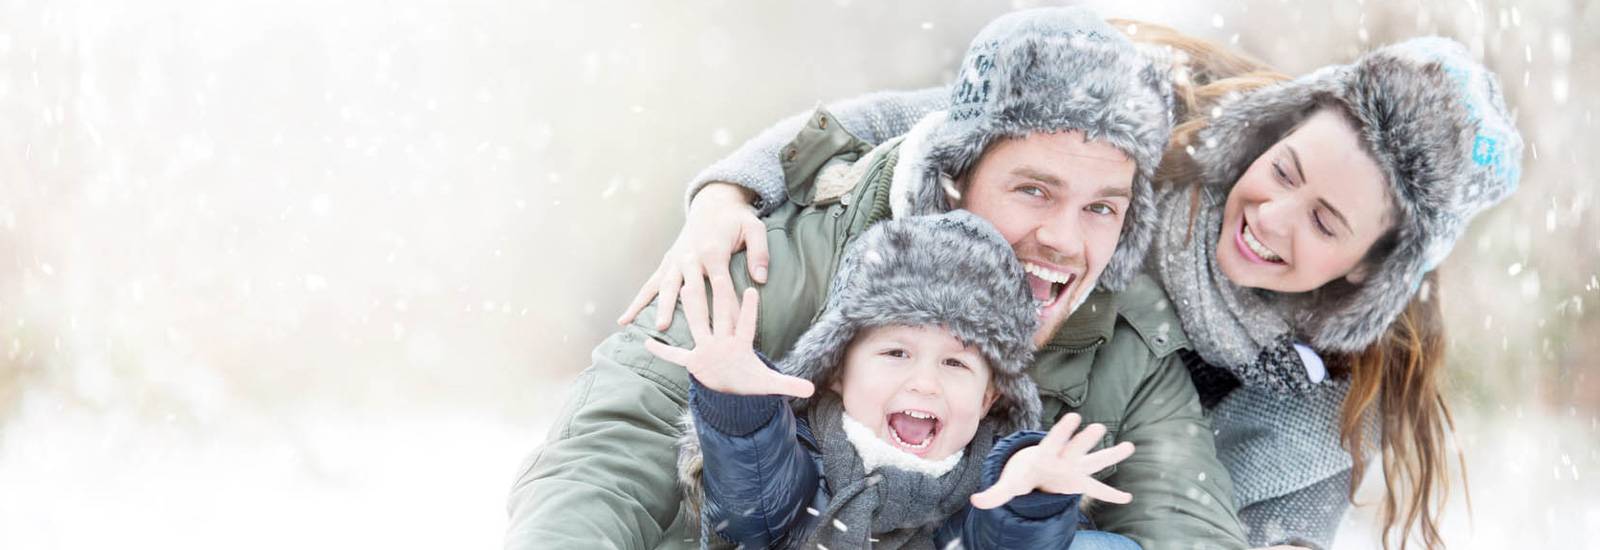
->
xmin=0 ymin=0 xmax=1593 ymax=548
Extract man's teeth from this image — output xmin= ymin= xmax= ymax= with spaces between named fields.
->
xmin=1023 ymin=262 xmax=1072 ymax=284
xmin=1242 ymin=223 xmax=1284 ymax=262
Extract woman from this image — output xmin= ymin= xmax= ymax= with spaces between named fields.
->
xmin=619 ymin=22 xmax=1520 ymax=550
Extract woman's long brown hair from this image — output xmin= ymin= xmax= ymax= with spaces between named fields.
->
xmin=1111 ymin=19 xmax=1466 ymax=549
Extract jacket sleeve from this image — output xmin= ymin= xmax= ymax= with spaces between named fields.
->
xmin=935 ymin=431 xmax=1082 ymax=550
xmin=504 ymin=305 xmax=701 ymax=550
xmin=1091 ymin=354 xmax=1250 ymax=550
xmin=683 ymin=87 xmax=947 ymax=215
xmin=690 ymin=365 xmax=820 ymax=548
xmin=1238 ymin=470 xmax=1351 ymax=550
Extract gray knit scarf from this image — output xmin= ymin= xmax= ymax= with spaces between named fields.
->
xmin=799 ymin=393 xmax=994 ymax=549
xmin=1151 ymin=185 xmax=1317 ymax=395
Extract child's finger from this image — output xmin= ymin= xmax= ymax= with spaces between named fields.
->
xmin=1059 ymin=422 xmax=1107 ymax=458
xmin=643 ymin=338 xmax=693 ymax=367
xmin=1078 ymin=442 xmax=1136 ymax=473
xmin=969 ymin=476 xmax=1029 ymax=510
xmin=1041 ymin=413 xmax=1081 ymax=451
xmin=734 ymin=288 xmax=760 ymax=343
xmin=1081 ymin=478 xmax=1132 ymax=505
xmin=761 ymin=371 xmax=814 ymax=398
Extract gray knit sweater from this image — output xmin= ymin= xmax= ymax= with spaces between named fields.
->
xmin=684 ymin=87 xmax=1354 ymax=549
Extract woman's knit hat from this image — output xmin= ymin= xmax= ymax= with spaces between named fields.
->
xmin=779 ymin=211 xmax=1042 ymax=434
xmin=894 ymin=6 xmax=1175 ymax=292
xmin=1192 ymin=37 xmax=1523 ymax=353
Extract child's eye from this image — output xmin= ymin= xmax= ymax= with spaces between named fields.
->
xmin=881 ymin=349 xmax=908 ymax=359
xmin=942 ymin=358 xmax=969 ymax=370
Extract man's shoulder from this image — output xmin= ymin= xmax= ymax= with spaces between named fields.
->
xmin=1109 ymin=273 xmax=1189 ymax=359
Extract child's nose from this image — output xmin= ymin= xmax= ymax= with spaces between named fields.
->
xmin=904 ymin=362 xmax=942 ymax=395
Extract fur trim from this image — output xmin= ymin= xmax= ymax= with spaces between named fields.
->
xmin=676 ymin=410 xmax=707 ymax=521
xmin=780 ymin=211 xmax=1043 ymax=435
xmin=888 ymin=111 xmax=950 ymax=219
xmin=1191 ymin=37 xmax=1521 ymax=352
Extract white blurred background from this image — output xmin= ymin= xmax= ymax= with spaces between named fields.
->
xmin=0 ymin=0 xmax=1593 ymax=548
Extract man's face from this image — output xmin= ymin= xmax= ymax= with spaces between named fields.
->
xmin=957 ymin=131 xmax=1136 ymax=347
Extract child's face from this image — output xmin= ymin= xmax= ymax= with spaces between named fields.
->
xmin=834 ymin=325 xmax=997 ymax=461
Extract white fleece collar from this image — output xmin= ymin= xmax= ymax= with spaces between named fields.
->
xmin=841 ymin=412 xmax=963 ymax=477
xmin=888 ymin=111 xmax=951 ymax=219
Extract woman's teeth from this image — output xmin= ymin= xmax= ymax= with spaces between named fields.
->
xmin=1242 ymin=222 xmax=1284 ymax=263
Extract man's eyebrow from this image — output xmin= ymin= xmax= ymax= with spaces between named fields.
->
xmin=1095 ymin=185 xmax=1132 ymax=200
xmin=1287 ymin=145 xmax=1308 ymax=185
xmin=1011 ymin=166 xmax=1132 ymax=199
xmin=1011 ymin=166 xmax=1064 ymax=188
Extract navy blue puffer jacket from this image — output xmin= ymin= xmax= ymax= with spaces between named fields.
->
xmin=686 ymin=374 xmax=1085 ymax=549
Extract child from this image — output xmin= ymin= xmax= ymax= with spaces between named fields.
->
xmin=647 ymin=212 xmax=1137 ymax=549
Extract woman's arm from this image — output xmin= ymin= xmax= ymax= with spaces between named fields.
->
xmin=685 ymin=87 xmax=946 ymax=216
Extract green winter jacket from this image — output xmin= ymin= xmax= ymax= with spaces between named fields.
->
xmin=506 ymin=109 xmax=1248 ymax=550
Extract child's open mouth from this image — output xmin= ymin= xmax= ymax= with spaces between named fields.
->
xmin=886 ymin=409 xmax=942 ymax=455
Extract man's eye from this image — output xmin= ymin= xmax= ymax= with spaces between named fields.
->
xmin=1086 ymin=203 xmax=1117 ymax=216
xmin=1017 ymin=185 xmax=1045 ymax=197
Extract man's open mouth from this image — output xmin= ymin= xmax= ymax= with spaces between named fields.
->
xmin=886 ymin=409 xmax=942 ymax=454
xmin=1024 ymin=262 xmax=1077 ymax=315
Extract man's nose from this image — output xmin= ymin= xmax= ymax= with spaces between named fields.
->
xmin=1034 ymin=212 xmax=1085 ymax=261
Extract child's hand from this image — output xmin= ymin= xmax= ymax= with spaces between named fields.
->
xmin=644 ymin=288 xmax=815 ymax=398
xmin=969 ymin=413 xmax=1136 ymax=510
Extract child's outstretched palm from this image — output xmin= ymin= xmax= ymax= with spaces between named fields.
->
xmin=644 ymin=288 xmax=815 ymax=398
xmin=969 ymin=413 xmax=1136 ymax=509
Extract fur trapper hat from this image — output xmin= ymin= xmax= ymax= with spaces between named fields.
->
xmin=893 ymin=6 xmax=1176 ymax=292
xmin=780 ymin=211 xmax=1042 ymax=434
xmin=1192 ymin=37 xmax=1522 ymax=353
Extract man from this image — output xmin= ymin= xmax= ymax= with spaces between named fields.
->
xmin=508 ymin=8 xmax=1248 ymax=549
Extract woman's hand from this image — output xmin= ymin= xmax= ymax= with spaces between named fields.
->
xmin=642 ymin=288 xmax=813 ymax=398
xmin=617 ymin=182 xmax=771 ymax=337
xmin=969 ymin=413 xmax=1136 ymax=510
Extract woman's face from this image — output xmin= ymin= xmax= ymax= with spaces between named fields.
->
xmin=1216 ymin=108 xmax=1395 ymax=293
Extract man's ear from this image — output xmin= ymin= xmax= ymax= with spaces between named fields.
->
xmin=942 ymin=172 xmax=964 ymax=208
